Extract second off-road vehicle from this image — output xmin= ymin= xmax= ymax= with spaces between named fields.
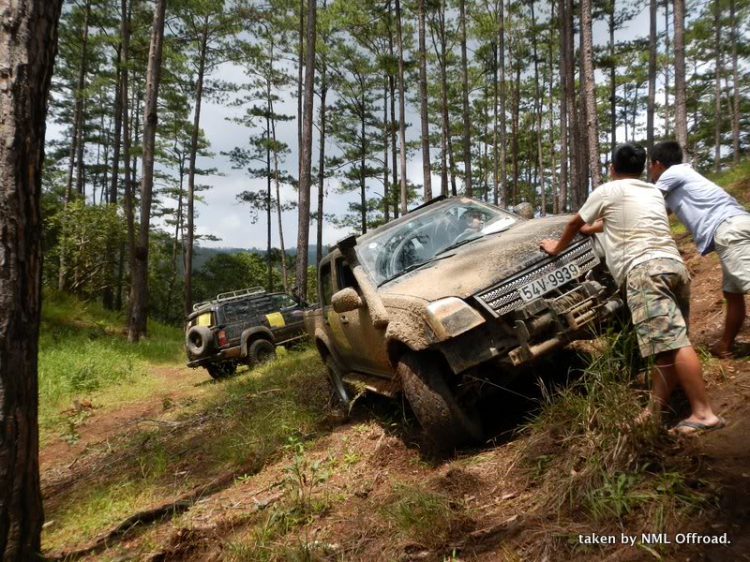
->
xmin=186 ymin=287 xmax=306 ymax=379
xmin=305 ymin=196 xmax=623 ymax=450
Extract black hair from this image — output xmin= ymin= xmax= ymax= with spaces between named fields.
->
xmin=650 ymin=141 xmax=683 ymax=168
xmin=612 ymin=143 xmax=646 ymax=176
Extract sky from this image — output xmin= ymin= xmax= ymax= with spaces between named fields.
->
xmin=48 ymin=1 xmax=673 ymax=252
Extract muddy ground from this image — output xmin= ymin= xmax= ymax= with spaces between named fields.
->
xmin=39 ymin=233 xmax=750 ymax=562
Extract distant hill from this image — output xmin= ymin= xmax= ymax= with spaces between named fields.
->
xmin=188 ymin=245 xmax=327 ymax=272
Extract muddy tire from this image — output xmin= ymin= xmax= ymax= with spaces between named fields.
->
xmin=206 ymin=362 xmax=236 ymax=380
xmin=247 ymin=339 xmax=276 ymax=369
xmin=398 ymin=352 xmax=483 ymax=451
xmin=186 ymin=326 xmax=212 ymax=356
xmin=326 ymin=356 xmax=351 ymax=410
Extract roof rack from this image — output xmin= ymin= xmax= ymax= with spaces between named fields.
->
xmin=192 ymin=286 xmax=266 ymax=311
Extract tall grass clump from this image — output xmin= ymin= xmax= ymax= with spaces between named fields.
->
xmin=522 ymin=328 xmax=712 ymax=534
xmin=39 ymin=289 xmax=184 ymax=417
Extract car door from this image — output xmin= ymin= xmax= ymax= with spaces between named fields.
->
xmin=333 ymin=257 xmax=391 ymax=377
xmin=269 ymin=294 xmax=306 ymax=342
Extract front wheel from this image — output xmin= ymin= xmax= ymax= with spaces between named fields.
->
xmin=398 ymin=352 xmax=483 ymax=451
xmin=326 ymin=356 xmax=351 ymax=411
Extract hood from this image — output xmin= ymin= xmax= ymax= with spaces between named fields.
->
xmin=380 ymin=215 xmax=575 ymax=302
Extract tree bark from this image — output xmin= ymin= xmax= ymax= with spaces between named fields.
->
xmin=558 ymin=0 xmax=569 ymax=213
xmin=581 ymin=0 xmax=600 ymax=189
xmin=418 ymin=0 xmax=432 ymax=202
xmin=129 ymin=0 xmax=167 ymax=342
xmin=295 ymin=0 xmax=316 ymax=298
xmin=730 ymin=0 xmax=740 ymax=163
xmin=530 ymin=0 xmax=546 ymax=214
xmin=317 ymin=68 xmax=328 ymax=265
xmin=499 ymin=0 xmax=507 ymax=207
xmin=673 ymin=0 xmax=688 ymax=152
xmin=121 ymin=0 xmax=134 ymax=318
xmin=664 ymin=1 xmax=671 ymax=136
xmin=185 ymin=20 xmax=209 ymax=318
xmin=647 ymin=0 xmax=657 ymax=177
xmin=382 ymin=77 xmax=391 ymax=220
xmin=395 ymin=0 xmax=408 ymax=213
xmin=714 ymin=0 xmax=722 ymax=173
xmin=459 ymin=0 xmax=472 ymax=197
xmin=547 ymin=1 xmax=558 ymax=213
xmin=609 ymin=3 xmax=616 ymax=159
xmin=0 ymin=1 xmax=64 ymax=558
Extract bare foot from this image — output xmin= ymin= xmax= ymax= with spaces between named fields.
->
xmin=709 ymin=342 xmax=733 ymax=359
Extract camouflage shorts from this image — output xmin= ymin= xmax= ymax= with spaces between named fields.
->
xmin=625 ymin=258 xmax=692 ymax=358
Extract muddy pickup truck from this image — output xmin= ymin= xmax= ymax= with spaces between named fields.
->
xmin=305 ymin=196 xmax=623 ymax=450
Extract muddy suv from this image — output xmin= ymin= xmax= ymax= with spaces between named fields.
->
xmin=186 ymin=287 xmax=306 ymax=379
xmin=305 ymin=196 xmax=623 ymax=450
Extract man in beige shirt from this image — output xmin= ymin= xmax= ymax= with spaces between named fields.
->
xmin=540 ymin=143 xmax=723 ymax=433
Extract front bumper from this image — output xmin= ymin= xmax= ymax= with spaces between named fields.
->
xmin=437 ymin=278 xmax=623 ymax=374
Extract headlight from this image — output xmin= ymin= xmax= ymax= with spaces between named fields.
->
xmin=425 ymin=297 xmax=485 ymax=341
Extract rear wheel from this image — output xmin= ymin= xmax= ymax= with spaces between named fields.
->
xmin=206 ymin=361 xmax=237 ymax=380
xmin=247 ymin=339 xmax=276 ymax=369
xmin=398 ymin=352 xmax=483 ymax=451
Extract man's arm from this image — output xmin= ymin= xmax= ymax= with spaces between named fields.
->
xmin=580 ymin=218 xmax=603 ymax=235
xmin=540 ymin=214 xmax=586 ymax=256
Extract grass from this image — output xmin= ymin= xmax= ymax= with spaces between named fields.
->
xmin=42 ymin=346 xmax=331 ymax=554
xmin=38 ymin=290 xmax=184 ymax=439
xmin=520 ymin=329 xmax=714 ymax=553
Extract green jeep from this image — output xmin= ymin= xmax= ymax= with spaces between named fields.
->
xmin=185 ymin=287 xmax=306 ymax=379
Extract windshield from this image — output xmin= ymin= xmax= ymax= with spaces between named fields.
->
xmin=356 ymin=199 xmax=520 ymax=285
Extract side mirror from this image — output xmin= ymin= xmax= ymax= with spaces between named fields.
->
xmin=512 ymin=202 xmax=534 ymax=220
xmin=331 ymin=288 xmax=363 ymax=314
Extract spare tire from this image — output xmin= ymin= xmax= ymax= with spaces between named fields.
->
xmin=186 ymin=325 xmax=212 ymax=356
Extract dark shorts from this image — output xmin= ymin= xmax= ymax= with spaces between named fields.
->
xmin=625 ymin=258 xmax=692 ymax=358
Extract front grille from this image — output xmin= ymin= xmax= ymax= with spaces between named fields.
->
xmin=475 ymin=240 xmax=599 ymax=316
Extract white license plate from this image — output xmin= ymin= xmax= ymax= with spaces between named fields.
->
xmin=519 ymin=262 xmax=583 ymax=302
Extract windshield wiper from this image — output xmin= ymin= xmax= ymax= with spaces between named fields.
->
xmin=379 ymin=252 xmax=455 ymax=286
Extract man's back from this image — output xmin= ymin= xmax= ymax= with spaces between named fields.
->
xmin=655 ymin=163 xmax=746 ymax=255
xmin=579 ymin=178 xmax=681 ymax=287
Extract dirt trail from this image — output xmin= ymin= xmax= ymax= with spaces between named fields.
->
xmin=40 ymin=365 xmax=209 ymax=478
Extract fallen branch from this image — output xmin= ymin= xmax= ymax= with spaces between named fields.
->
xmin=50 ymin=472 xmax=242 ymax=560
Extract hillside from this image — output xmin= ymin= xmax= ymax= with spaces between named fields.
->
xmin=36 ymin=163 xmax=750 ymax=561
xmin=189 ymin=245 xmax=328 ymax=273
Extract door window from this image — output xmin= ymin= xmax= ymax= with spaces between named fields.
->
xmin=320 ymin=263 xmax=334 ymax=305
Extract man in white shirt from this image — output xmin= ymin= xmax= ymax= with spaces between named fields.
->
xmin=650 ymin=141 xmax=750 ymax=358
xmin=540 ymin=143 xmax=723 ymax=433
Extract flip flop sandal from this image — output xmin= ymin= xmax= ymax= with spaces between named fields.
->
xmin=672 ymin=417 xmax=726 ymax=434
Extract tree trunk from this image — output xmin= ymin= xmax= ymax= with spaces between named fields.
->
xmin=382 ymin=77 xmax=391 ymax=220
xmin=547 ymin=1 xmax=558 ymax=213
xmin=558 ymin=0 xmax=569 ymax=213
xmin=298 ymin=0 xmax=303 ymax=181
xmin=664 ymin=1 xmax=671 ymax=136
xmin=295 ymin=0 xmax=316 ymax=298
xmin=0 ymin=1 xmax=63 ymax=558
xmin=493 ymin=35 xmax=499 ymax=206
xmin=74 ymin=1 xmax=92 ymax=198
xmin=714 ymin=0 xmax=722 ymax=173
xmin=434 ymin=3 xmax=448 ymax=197
xmin=395 ymin=0 xmax=408 ymax=213
xmin=731 ymin=0 xmax=740 ymax=163
xmin=265 ymin=110 xmax=273 ymax=291
xmin=500 ymin=0 xmax=507 ymax=207
xmin=673 ymin=0 xmax=687 ymax=151
xmin=184 ymin=20 xmax=209 ymax=319
xmin=360 ymin=94 xmax=367 ymax=233
xmin=609 ymin=4 xmax=616 ymax=159
xmin=531 ymin=0 xmax=546 ymax=214
xmin=128 ymin=0 xmax=167 ymax=343
xmin=317 ymin=70 xmax=328 ymax=265
xmin=647 ymin=0 xmax=657 ymax=177
xmin=581 ymin=0 xmax=600 ymax=189
xmin=459 ymin=0 xmax=472 ymax=197
xmin=118 ymin=0 xmax=132 ymax=313
xmin=418 ymin=0 xmax=432 ymax=201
